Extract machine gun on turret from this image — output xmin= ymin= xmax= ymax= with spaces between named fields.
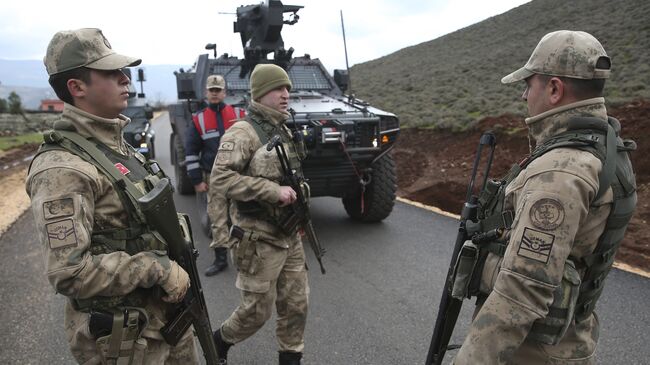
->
xmin=235 ymin=0 xmax=303 ymax=77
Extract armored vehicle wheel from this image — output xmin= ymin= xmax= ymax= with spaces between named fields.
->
xmin=172 ymin=134 xmax=194 ymax=195
xmin=343 ymin=153 xmax=397 ymax=222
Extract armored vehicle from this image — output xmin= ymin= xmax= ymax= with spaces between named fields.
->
xmin=122 ymin=68 xmax=156 ymax=159
xmin=168 ymin=0 xmax=400 ymax=222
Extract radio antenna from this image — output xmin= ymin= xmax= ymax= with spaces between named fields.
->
xmin=340 ymin=10 xmax=353 ymax=98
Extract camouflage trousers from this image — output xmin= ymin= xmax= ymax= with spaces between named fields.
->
xmin=221 ymin=234 xmax=309 ymax=352
xmin=64 ymin=301 xmax=199 ymax=364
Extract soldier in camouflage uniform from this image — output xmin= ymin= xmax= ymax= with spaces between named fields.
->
xmin=207 ymin=63 xmax=309 ymax=365
xmin=454 ymin=31 xmax=636 ymax=364
xmin=26 ymin=28 xmax=198 ymax=364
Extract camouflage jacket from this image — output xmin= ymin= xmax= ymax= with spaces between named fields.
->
xmin=455 ymin=98 xmax=615 ymax=364
xmin=208 ymin=101 xmax=301 ymax=249
xmin=25 ymin=104 xmax=175 ymax=332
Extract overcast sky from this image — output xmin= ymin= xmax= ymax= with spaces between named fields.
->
xmin=1 ymin=0 xmax=530 ymax=70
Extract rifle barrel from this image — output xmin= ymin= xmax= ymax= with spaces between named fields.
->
xmin=424 ymin=132 xmax=496 ymax=365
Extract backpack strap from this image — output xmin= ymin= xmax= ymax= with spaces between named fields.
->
xmin=245 ymin=116 xmax=278 ymax=146
xmin=594 ymin=122 xmax=617 ymax=201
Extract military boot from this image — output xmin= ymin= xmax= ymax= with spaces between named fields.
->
xmin=279 ymin=351 xmax=302 ymax=365
xmin=205 ymin=247 xmax=228 ymax=276
xmin=213 ymin=328 xmax=232 ymax=363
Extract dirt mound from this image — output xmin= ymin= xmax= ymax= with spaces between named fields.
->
xmin=0 ymin=143 xmax=39 ymax=164
xmin=0 ymin=143 xmax=39 ymax=179
xmin=395 ymin=99 xmax=650 ymax=271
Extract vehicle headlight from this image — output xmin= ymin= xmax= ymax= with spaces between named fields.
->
xmin=380 ymin=116 xmax=399 ymax=132
xmin=372 ymin=138 xmax=378 ymax=148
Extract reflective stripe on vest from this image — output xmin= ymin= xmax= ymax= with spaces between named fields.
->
xmin=193 ymin=105 xmax=240 ymax=138
xmin=197 ymin=111 xmax=223 ymax=138
xmin=197 ymin=112 xmax=207 ymax=135
xmin=201 ymin=131 xmax=221 ymax=141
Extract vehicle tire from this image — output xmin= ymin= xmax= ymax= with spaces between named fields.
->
xmin=172 ymin=134 xmax=194 ymax=195
xmin=342 ymin=153 xmax=396 ymax=222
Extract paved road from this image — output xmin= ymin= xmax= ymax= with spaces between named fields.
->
xmin=1 ymin=112 xmax=648 ymax=364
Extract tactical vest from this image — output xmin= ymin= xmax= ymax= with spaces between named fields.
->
xmin=246 ymin=115 xmax=306 ymax=170
xmin=234 ymin=115 xmax=307 ymax=226
xmin=33 ymin=122 xmax=171 ymax=311
xmin=468 ymin=116 xmax=637 ymax=344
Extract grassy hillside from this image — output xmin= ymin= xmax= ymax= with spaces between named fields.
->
xmin=351 ymin=0 xmax=650 ymax=129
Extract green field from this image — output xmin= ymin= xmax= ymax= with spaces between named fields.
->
xmin=0 ymin=133 xmax=42 ymax=151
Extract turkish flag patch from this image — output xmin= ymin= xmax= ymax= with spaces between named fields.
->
xmin=115 ymin=162 xmax=130 ymax=175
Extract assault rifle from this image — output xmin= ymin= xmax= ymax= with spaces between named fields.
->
xmin=138 ymin=177 xmax=221 ymax=364
xmin=267 ymin=134 xmax=327 ymax=274
xmin=425 ymin=132 xmax=496 ymax=365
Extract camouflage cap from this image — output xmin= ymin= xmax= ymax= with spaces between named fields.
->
xmin=206 ymin=75 xmax=226 ymax=89
xmin=44 ymin=28 xmax=141 ymax=76
xmin=501 ymin=30 xmax=611 ymax=84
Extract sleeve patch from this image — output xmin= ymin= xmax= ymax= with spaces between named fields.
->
xmin=43 ymin=198 xmax=75 ymax=220
xmin=216 ymin=151 xmax=232 ymax=164
xmin=529 ymin=198 xmax=565 ymax=231
xmin=517 ymin=227 xmax=554 ymax=264
xmin=46 ymin=219 xmax=78 ymax=249
xmin=219 ymin=142 xmax=235 ymax=151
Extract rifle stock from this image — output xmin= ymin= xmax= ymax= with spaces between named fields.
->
xmin=138 ymin=178 xmax=220 ymax=364
xmin=425 ymin=133 xmax=496 ymax=365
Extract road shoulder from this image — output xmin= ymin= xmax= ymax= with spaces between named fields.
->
xmin=0 ymin=167 xmax=30 ymax=237
xmin=397 ymin=196 xmax=650 ymax=279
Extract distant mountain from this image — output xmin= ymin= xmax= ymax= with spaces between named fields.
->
xmin=350 ymin=0 xmax=650 ymax=128
xmin=0 ymin=59 xmax=49 ymax=89
xmin=0 ymin=59 xmax=186 ymax=108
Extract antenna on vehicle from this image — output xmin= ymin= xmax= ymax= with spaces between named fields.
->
xmin=137 ymin=68 xmax=146 ymax=98
xmin=340 ymin=10 xmax=353 ymax=100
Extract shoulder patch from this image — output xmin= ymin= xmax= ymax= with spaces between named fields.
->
xmin=529 ymin=198 xmax=565 ymax=230
xmin=517 ymin=227 xmax=554 ymax=264
xmin=219 ymin=142 xmax=235 ymax=151
xmin=216 ymin=152 xmax=232 ymax=165
xmin=43 ymin=198 xmax=75 ymax=220
xmin=46 ymin=219 xmax=78 ymax=249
